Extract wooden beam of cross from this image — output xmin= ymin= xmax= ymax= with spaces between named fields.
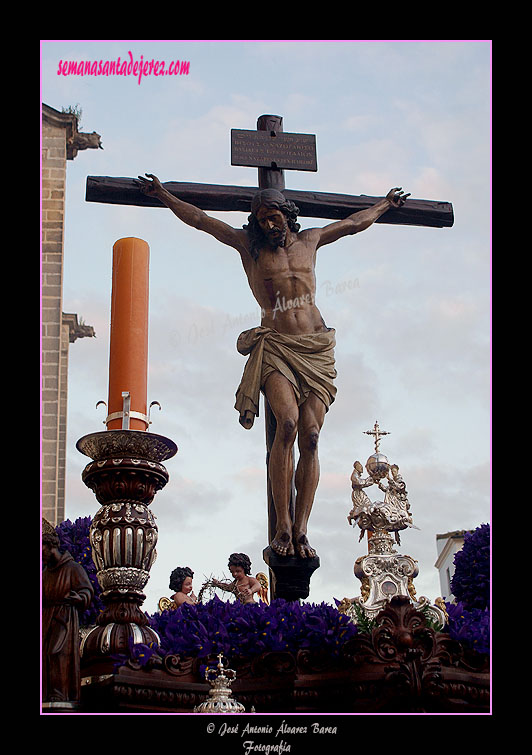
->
xmin=86 ymin=177 xmax=454 ymax=228
xmin=86 ymin=115 xmax=453 ymax=228
xmin=85 ymin=114 xmax=454 ymax=600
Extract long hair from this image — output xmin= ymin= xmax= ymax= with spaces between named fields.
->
xmin=243 ymin=189 xmax=300 ymax=261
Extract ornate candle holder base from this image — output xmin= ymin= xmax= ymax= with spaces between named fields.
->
xmin=42 ymin=701 xmax=81 ymax=714
xmin=76 ymin=430 xmax=177 ymax=672
xmin=342 ymin=529 xmax=446 ymax=628
xmin=80 ymin=614 xmax=161 ymax=666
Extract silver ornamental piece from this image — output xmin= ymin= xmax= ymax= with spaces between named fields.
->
xmin=96 ymin=394 xmax=163 ymax=431
xmin=77 ymin=428 xmax=175 ymax=664
xmin=76 ymin=429 xmax=177 ymax=462
xmin=193 ymin=654 xmax=245 ymax=714
xmin=344 ymin=421 xmax=447 ymax=628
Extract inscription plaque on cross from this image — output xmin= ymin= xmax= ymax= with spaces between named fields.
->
xmin=85 ymin=114 xmax=453 ymax=601
xmin=231 ymin=125 xmax=318 ymax=172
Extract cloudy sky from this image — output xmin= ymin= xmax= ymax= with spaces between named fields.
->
xmin=41 ymin=40 xmax=491 ymax=613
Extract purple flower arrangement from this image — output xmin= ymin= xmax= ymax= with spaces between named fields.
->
xmin=54 ymin=516 xmax=105 ymax=626
xmin=445 ymin=523 xmax=490 ymax=655
xmin=49 ymin=516 xmax=358 ymax=664
xmin=445 ymin=602 xmax=490 ymax=654
xmin=145 ymin=595 xmax=359 ymax=664
xmin=50 ymin=516 xmax=490 ymax=662
xmin=450 ymin=523 xmax=490 ymax=610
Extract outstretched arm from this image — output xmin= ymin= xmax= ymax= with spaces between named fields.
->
xmin=211 ymin=578 xmax=236 ymax=593
xmin=315 ymin=188 xmax=410 ymax=249
xmin=135 ymin=174 xmax=247 ymax=253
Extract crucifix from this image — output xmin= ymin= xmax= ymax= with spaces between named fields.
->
xmin=86 ymin=114 xmax=453 ymax=600
xmin=364 ymin=420 xmax=391 ymax=454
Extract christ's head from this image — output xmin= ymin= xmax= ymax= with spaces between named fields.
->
xmin=244 ymin=189 xmax=300 ymax=260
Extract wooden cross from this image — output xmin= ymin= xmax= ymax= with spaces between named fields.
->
xmin=86 ymin=118 xmax=454 ymax=228
xmin=85 ymin=114 xmax=453 ymax=599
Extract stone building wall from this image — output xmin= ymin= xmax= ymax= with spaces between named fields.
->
xmin=41 ymin=104 xmax=98 ymax=525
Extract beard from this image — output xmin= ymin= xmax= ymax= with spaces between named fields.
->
xmin=265 ymin=227 xmax=287 ymax=249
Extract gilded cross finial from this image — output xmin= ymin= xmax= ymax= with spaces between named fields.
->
xmin=364 ymin=421 xmax=390 ymax=453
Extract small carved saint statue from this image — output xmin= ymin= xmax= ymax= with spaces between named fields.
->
xmin=42 ymin=522 xmax=94 ymax=706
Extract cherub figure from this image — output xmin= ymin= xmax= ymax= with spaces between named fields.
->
xmin=212 ymin=553 xmax=262 ymax=604
xmin=169 ymin=566 xmax=198 ymax=607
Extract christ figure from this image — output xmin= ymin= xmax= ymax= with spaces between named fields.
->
xmin=136 ymin=174 xmax=409 ymax=559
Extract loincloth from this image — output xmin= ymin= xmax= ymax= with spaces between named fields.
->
xmin=234 ymin=326 xmax=337 ymax=429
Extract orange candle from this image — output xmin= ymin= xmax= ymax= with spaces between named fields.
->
xmin=107 ymin=237 xmax=150 ymax=431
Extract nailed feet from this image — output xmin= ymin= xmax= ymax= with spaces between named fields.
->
xmin=293 ymin=531 xmax=317 ymax=559
xmin=270 ymin=529 xmax=294 ymax=557
xmin=270 ymin=529 xmax=317 ymax=559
